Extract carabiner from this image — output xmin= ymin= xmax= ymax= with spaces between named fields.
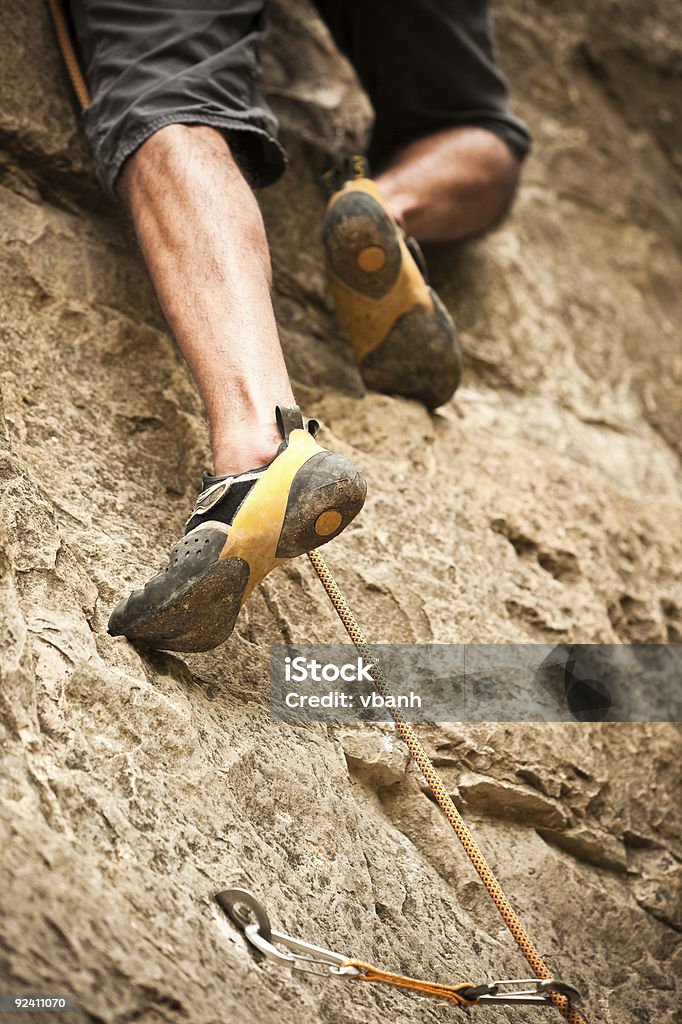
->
xmin=469 ymin=977 xmax=582 ymax=1006
xmin=216 ymin=889 xmax=362 ymax=978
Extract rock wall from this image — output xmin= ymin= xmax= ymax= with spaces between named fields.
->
xmin=1 ymin=2 xmax=681 ymax=1023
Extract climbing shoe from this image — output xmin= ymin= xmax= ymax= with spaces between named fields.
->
xmin=108 ymin=406 xmax=366 ymax=653
xmin=322 ymin=156 xmax=462 ymax=409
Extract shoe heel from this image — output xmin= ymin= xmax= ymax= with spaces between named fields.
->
xmin=276 ymin=451 xmax=367 ymax=559
xmin=361 ymin=288 xmax=463 ymax=409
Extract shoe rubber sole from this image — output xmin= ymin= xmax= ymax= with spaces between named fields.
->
xmin=108 ymin=430 xmax=366 ymax=652
xmin=323 ymin=178 xmax=462 ymax=409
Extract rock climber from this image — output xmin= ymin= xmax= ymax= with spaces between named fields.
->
xmin=62 ymin=0 xmax=531 ymax=651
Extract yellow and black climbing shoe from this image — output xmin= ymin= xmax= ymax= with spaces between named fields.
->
xmin=107 ymin=407 xmax=366 ymax=653
xmin=322 ymin=156 xmax=462 ymax=410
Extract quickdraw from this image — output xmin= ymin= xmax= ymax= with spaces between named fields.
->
xmin=217 ymin=888 xmax=582 ymax=1011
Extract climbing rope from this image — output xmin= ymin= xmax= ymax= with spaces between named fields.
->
xmin=46 ymin=0 xmax=91 ymax=110
xmin=307 ymin=550 xmax=588 ymax=1024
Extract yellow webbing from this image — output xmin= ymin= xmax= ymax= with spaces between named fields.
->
xmin=345 ymin=960 xmax=478 ymax=1006
xmin=308 ymin=550 xmax=588 ymax=1024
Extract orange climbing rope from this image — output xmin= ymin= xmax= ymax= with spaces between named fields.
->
xmin=46 ymin=0 xmax=91 ymax=110
xmin=307 ymin=549 xmax=588 ymax=1024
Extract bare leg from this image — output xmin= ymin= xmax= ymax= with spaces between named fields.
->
xmin=119 ymin=124 xmax=295 ymax=476
xmin=375 ymin=126 xmax=521 ymax=244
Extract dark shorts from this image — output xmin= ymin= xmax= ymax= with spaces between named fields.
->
xmin=69 ymin=0 xmax=532 ymax=198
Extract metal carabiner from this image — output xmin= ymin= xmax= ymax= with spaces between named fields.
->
xmin=470 ymin=977 xmax=582 ymax=1006
xmin=216 ymin=889 xmax=362 ymax=978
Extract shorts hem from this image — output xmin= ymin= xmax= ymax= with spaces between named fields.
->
xmin=94 ymin=113 xmax=287 ymax=198
xmin=370 ymin=112 xmax=532 ymax=171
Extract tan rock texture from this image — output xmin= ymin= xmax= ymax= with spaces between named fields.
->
xmin=1 ymin=2 xmax=681 ymax=1023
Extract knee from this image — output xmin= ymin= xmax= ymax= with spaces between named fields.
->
xmin=118 ymin=124 xmax=235 ymax=201
xmin=379 ymin=125 xmax=523 ymax=242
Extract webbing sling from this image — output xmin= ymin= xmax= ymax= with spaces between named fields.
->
xmin=346 ymin=960 xmax=488 ymax=1006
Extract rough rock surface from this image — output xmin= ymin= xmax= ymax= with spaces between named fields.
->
xmin=1 ymin=2 xmax=681 ymax=1023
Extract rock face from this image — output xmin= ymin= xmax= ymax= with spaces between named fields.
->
xmin=1 ymin=2 xmax=681 ymax=1024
